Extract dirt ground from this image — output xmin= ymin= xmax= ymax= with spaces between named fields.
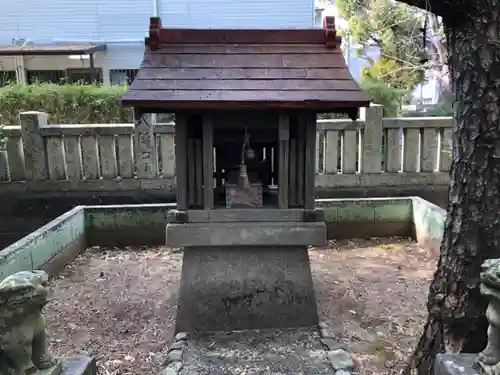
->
xmin=310 ymin=238 xmax=437 ymax=374
xmin=44 ymin=237 xmax=436 ymax=375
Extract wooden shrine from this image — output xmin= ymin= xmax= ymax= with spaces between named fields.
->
xmin=122 ymin=17 xmax=369 ymax=334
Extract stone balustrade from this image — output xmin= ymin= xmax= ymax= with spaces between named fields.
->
xmin=0 ymin=106 xmax=453 ymax=200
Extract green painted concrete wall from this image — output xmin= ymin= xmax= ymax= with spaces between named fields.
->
xmin=316 ymin=197 xmax=413 ymax=224
xmin=85 ymin=204 xmax=173 ymax=233
xmin=0 ymin=197 xmax=448 ymax=280
xmin=84 ymin=198 xmax=414 ymax=232
xmin=411 ymin=197 xmax=446 ymax=245
xmin=0 ymin=206 xmax=85 ymax=279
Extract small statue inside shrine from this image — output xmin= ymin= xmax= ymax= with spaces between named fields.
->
xmin=225 ymin=127 xmax=269 ymax=208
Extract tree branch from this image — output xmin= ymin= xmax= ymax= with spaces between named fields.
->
xmin=370 ymin=36 xmax=383 ymax=45
xmin=396 ymin=0 xmax=475 ymax=19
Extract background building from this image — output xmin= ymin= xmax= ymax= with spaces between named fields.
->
xmin=0 ymin=0 xmax=316 ymax=85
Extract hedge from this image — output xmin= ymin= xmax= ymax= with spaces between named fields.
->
xmin=0 ymin=83 xmax=133 ymax=125
xmin=0 ymin=83 xmax=358 ymax=127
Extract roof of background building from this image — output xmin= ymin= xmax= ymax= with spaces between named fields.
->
xmin=0 ymin=43 xmax=107 ymax=56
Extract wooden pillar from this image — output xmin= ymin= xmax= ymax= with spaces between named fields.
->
xmin=296 ymin=121 xmax=305 ymax=207
xmin=202 ymin=113 xmax=214 ymax=209
xmin=278 ymin=114 xmax=290 ymax=209
xmin=302 ymin=112 xmax=317 ymax=209
xmin=175 ymin=113 xmax=188 ymax=210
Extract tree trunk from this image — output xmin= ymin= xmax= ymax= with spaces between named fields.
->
xmin=406 ymin=5 xmax=500 ymax=375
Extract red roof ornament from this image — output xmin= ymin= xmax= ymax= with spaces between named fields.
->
xmin=147 ymin=17 xmax=162 ymax=51
xmin=323 ymin=16 xmax=341 ymax=49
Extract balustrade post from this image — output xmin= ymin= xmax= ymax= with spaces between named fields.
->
xmin=133 ymin=111 xmax=157 ymax=178
xmin=20 ymin=111 xmax=48 ymax=181
xmin=361 ymin=104 xmax=383 ymax=173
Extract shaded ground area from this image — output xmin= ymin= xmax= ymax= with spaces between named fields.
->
xmin=44 ymin=238 xmax=436 ymax=375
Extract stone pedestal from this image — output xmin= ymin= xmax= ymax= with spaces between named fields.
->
xmin=38 ymin=356 xmax=97 ymax=375
xmin=434 ymin=353 xmax=478 ymax=375
xmin=60 ymin=357 xmax=97 ymax=375
xmin=175 ymin=246 xmax=319 ymax=333
xmin=167 ymin=211 xmax=326 ymax=334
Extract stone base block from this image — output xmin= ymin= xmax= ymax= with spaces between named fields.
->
xmin=434 ymin=353 xmax=478 ymax=375
xmin=166 ymin=222 xmax=326 ymax=247
xmin=60 ymin=356 xmax=97 ymax=375
xmin=39 ymin=363 xmax=62 ymax=375
xmin=175 ymin=246 xmax=318 ymax=333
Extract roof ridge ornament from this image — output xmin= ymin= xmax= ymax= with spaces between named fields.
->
xmin=148 ymin=17 xmax=162 ymax=51
xmin=323 ymin=16 xmax=342 ymax=49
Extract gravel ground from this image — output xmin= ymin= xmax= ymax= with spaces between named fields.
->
xmin=43 ymin=237 xmax=436 ymax=375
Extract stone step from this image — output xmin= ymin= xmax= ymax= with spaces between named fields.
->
xmin=160 ymin=327 xmax=356 ymax=375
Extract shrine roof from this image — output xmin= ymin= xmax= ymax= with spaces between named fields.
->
xmin=121 ymin=17 xmax=370 ymax=113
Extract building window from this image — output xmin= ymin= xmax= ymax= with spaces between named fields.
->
xmin=66 ymin=68 xmax=103 ymax=84
xmin=26 ymin=70 xmax=66 ymax=84
xmin=110 ymin=69 xmax=139 ymax=85
xmin=314 ymin=8 xmax=324 ymax=28
xmin=0 ymin=71 xmax=16 ymax=86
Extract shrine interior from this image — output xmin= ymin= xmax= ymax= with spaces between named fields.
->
xmin=170 ymin=110 xmax=322 ymax=210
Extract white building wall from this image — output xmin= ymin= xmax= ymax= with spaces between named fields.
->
xmin=159 ymin=0 xmax=314 ymax=29
xmin=0 ymin=0 xmax=152 ymax=43
xmin=0 ymin=0 xmax=315 ymax=82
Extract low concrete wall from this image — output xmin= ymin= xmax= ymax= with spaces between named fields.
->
xmin=316 ymin=197 xmax=413 ymax=239
xmin=86 ymin=198 xmax=416 ymax=246
xmin=85 ymin=197 xmax=447 ymax=249
xmin=412 ymin=197 xmax=446 ymax=256
xmin=0 ymin=195 xmax=162 ymax=249
xmin=0 ymin=188 xmax=449 ymax=249
xmin=0 ymin=197 xmax=448 ymax=280
xmin=316 ymin=185 xmax=449 ymax=209
xmin=0 ymin=206 xmax=86 ymax=279
xmin=85 ymin=203 xmax=176 ymax=246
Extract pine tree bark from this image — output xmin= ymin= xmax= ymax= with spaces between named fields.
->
xmin=404 ymin=4 xmax=500 ymax=375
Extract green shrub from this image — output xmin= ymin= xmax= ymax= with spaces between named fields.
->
xmin=0 ymin=83 xmax=133 ymax=125
xmin=359 ymin=77 xmax=407 ymax=117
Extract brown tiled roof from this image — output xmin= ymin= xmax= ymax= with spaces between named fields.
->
xmin=0 ymin=43 xmax=106 ymax=56
xmin=121 ymin=17 xmax=369 ymax=111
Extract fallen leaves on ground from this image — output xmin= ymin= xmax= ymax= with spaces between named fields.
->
xmin=310 ymin=237 xmax=436 ymax=374
xmin=44 ymin=238 xmax=436 ymax=375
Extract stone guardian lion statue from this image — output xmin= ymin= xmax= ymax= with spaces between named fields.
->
xmin=474 ymin=259 xmax=500 ymax=375
xmin=0 ymin=270 xmax=61 ymax=375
